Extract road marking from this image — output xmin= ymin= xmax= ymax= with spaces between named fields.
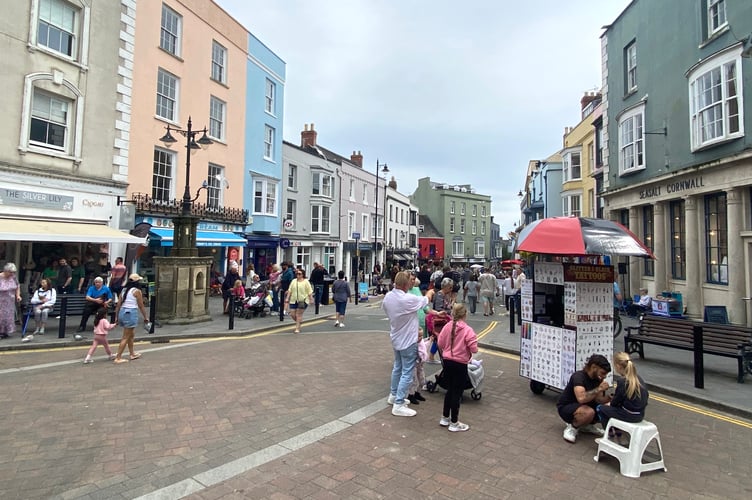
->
xmin=475 ymin=321 xmax=497 ymax=341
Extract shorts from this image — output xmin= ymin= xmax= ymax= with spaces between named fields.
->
xmin=557 ymin=402 xmax=597 ymax=423
xmin=118 ymin=308 xmax=139 ymax=328
xmin=289 ymin=302 xmax=307 ymax=310
xmin=480 ymin=293 xmax=494 ymax=304
xmin=335 ymin=301 xmax=347 ymax=315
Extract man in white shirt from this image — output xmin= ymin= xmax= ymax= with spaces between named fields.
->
xmin=381 ymin=271 xmax=429 ymax=417
xmin=478 ymin=269 xmax=497 ymax=316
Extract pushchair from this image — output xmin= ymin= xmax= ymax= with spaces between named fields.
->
xmin=240 ymin=280 xmax=272 ymax=318
xmin=425 ymin=344 xmax=484 ymax=400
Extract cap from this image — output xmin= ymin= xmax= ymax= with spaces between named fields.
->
xmin=129 ymin=273 xmax=143 ymax=282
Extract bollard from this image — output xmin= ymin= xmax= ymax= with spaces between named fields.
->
xmin=693 ymin=324 xmax=704 ymax=389
xmin=228 ymin=297 xmax=235 ymax=330
xmin=509 ymin=298 xmax=515 ymax=334
xmin=58 ymin=295 xmax=69 ymax=338
xmin=148 ymin=295 xmax=156 ymax=334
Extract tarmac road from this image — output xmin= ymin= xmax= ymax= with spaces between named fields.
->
xmin=0 ymin=301 xmax=751 ymax=499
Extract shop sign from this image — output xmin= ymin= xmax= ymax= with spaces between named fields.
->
xmin=563 ymin=264 xmax=613 ymax=283
xmin=0 ymin=188 xmax=73 ymax=211
xmin=639 ymin=176 xmax=705 ymax=199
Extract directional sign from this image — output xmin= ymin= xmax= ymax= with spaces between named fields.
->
xmin=352 ymin=232 xmax=360 ymax=240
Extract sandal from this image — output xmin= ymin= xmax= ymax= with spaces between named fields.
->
xmin=129 ymin=353 xmax=142 ymax=360
xmin=113 ymin=358 xmax=129 ymax=364
xmin=293 ymin=330 xmax=300 ymax=334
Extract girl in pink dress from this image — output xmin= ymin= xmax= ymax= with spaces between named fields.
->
xmin=84 ymin=308 xmax=116 ymax=363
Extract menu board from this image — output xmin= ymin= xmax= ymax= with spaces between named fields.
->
xmin=520 ymin=278 xmax=534 ymax=322
xmin=519 ymin=322 xmax=532 ymax=379
xmin=529 ymin=323 xmax=563 ymax=388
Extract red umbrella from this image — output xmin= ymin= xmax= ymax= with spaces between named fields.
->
xmin=501 ymin=259 xmax=524 ymax=266
xmin=516 ymin=217 xmax=655 ymax=258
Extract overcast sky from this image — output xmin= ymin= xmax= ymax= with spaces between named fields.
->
xmin=217 ymin=0 xmax=631 ymax=235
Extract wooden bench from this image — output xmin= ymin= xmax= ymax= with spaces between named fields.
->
xmin=624 ymin=314 xmax=752 ymax=383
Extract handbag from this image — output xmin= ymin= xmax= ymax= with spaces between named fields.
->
xmin=296 ymin=300 xmax=306 ymax=308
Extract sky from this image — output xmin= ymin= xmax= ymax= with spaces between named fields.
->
xmin=217 ymin=0 xmax=632 ymax=236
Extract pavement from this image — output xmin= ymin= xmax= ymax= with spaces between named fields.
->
xmin=3 ymin=294 xmax=751 ymax=419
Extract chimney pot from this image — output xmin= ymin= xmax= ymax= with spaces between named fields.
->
xmin=301 ymin=123 xmax=318 ymax=148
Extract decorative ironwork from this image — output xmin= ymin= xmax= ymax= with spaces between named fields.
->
xmin=130 ymin=192 xmax=249 ymax=225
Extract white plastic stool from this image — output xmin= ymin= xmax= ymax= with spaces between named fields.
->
xmin=593 ymin=419 xmax=667 ymax=478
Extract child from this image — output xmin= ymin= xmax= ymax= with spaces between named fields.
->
xmin=232 ymin=279 xmax=245 ymax=299
xmin=408 ymin=327 xmax=428 ymax=404
xmin=84 ymin=307 xmax=116 ymax=363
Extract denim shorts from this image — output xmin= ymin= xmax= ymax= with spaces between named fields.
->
xmin=118 ymin=308 xmax=138 ymax=328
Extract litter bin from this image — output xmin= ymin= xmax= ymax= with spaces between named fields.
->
xmin=321 ymin=277 xmax=335 ymax=305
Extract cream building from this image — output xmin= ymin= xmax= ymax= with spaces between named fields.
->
xmin=562 ymin=92 xmax=601 ymax=219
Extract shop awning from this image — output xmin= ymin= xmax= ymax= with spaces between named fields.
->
xmin=149 ymin=228 xmax=247 ymax=247
xmin=0 ymin=219 xmax=146 ymax=244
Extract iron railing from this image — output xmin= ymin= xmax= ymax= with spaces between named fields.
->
xmin=130 ymin=192 xmax=249 ymax=225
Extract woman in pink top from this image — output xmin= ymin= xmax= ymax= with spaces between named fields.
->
xmin=437 ymin=303 xmax=478 ymax=432
xmin=84 ymin=307 xmax=116 ymax=363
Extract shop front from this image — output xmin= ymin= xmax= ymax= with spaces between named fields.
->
xmin=245 ymin=235 xmax=280 ymax=279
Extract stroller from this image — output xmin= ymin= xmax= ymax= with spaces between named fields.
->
xmin=240 ymin=280 xmax=272 ymax=318
xmin=425 ymin=343 xmax=484 ymax=400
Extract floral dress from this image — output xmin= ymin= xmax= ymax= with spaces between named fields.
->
xmin=0 ymin=275 xmax=19 ymax=335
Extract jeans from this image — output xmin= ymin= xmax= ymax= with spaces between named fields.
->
xmin=466 ymin=295 xmax=477 ymax=314
xmin=313 ymin=284 xmax=324 ymax=306
xmin=390 ymin=342 xmax=418 ymax=405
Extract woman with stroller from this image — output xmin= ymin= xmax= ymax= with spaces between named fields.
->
xmin=425 ymin=278 xmax=456 ymax=363
xmin=284 ymin=268 xmax=313 ymax=334
xmin=437 ymin=303 xmax=478 ymax=432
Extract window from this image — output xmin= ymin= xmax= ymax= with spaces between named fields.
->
xmin=472 ymin=220 xmax=477 ymax=235
xmin=323 ymin=247 xmax=335 ymax=275
xmin=618 ymin=105 xmax=644 ymax=174
xmin=460 ymin=202 xmax=466 ymax=215
xmin=30 ymin=89 xmax=69 ymax=150
xmin=481 ymin=206 xmax=486 ymax=217
xmin=211 ymin=41 xmax=227 ymax=84
xmin=563 ymin=151 xmax=582 ymax=182
xmin=209 ymin=96 xmax=225 ymax=140
xmin=156 ymin=69 xmax=178 ymax=121
xmin=642 ymin=205 xmax=654 ymax=276
xmin=377 ymin=215 xmax=383 ymax=239
xmin=253 ymin=179 xmax=276 ymax=215
xmin=625 ymin=42 xmax=637 ymax=93
xmin=287 ymin=164 xmax=297 ymax=190
xmin=294 ymin=247 xmax=311 ymax=272
xmin=472 ymin=204 xmax=477 ymax=217
xmin=311 ymin=205 xmax=331 ymax=233
xmin=474 ymin=240 xmax=485 ymax=258
xmin=588 ymin=189 xmax=596 ymax=218
xmin=563 ymin=194 xmax=581 ymax=217
xmin=37 ymin=0 xmax=77 ymax=57
xmin=588 ymin=142 xmax=595 ymax=174
xmin=349 ymin=179 xmax=355 ymax=200
xmin=263 ymin=125 xmax=274 ymax=160
xmin=460 ymin=219 xmax=466 ymax=234
xmin=707 ymin=0 xmax=727 ymax=35
xmin=688 ymin=48 xmax=743 ymax=151
xmin=449 ymin=201 xmax=455 ymax=214
xmin=705 ymin=193 xmax=728 ymax=284
xmin=453 ymin=240 xmax=464 ymax=257
xmin=286 ymin=199 xmax=296 ymax=228
xmin=449 ymin=217 xmax=455 ymax=233
xmin=389 ymin=205 xmax=393 ymax=222
xmin=481 ymin=221 xmax=486 ymax=236
xmin=265 ymin=78 xmax=275 ymax=114
xmin=152 ymin=148 xmax=175 ymax=202
xmin=362 ymin=183 xmax=368 ymax=204
xmin=206 ymin=164 xmax=224 ymax=209
xmin=160 ymin=4 xmax=181 ymax=56
xmin=362 ymin=214 xmax=369 ymax=241
xmin=670 ymin=200 xmax=686 ymax=280
xmin=347 ymin=211 xmax=356 ymax=240
xmin=312 ymin=173 xmax=333 ymax=198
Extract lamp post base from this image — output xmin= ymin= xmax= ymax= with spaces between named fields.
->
xmin=153 ymin=255 xmax=213 ymax=324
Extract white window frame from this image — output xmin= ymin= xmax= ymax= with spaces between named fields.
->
xmin=472 ymin=220 xmax=477 ymax=235
xmin=29 ymin=89 xmax=70 ymax=152
xmin=460 ymin=219 xmax=465 ymax=234
xmin=209 ymin=96 xmax=225 ymax=141
xmin=347 ymin=211 xmax=356 ymax=240
xmin=312 ymin=172 xmax=333 ymax=198
xmin=707 ymin=0 xmax=727 ymax=36
xmin=617 ymin=104 xmax=645 ymax=175
xmin=287 ymin=164 xmax=297 ymax=190
xmin=362 ymin=214 xmax=369 ymax=241
xmin=265 ymin=78 xmax=276 ymax=115
xmin=449 ymin=217 xmax=455 ymax=233
xmin=362 ymin=183 xmax=368 ymax=204
xmin=206 ymin=163 xmax=224 ymax=209
xmin=349 ymin=179 xmax=355 ymax=200
xmin=156 ymin=68 xmax=179 ymax=122
xmin=474 ymin=240 xmax=485 ymax=258
xmin=626 ymin=42 xmax=637 ymax=93
xmin=211 ymin=40 xmax=227 ymax=84
xmin=152 ymin=147 xmax=175 ymax=203
xmin=34 ymin=0 xmax=83 ymax=61
xmin=377 ymin=215 xmax=383 ymax=239
xmin=449 ymin=200 xmax=455 ymax=215
xmin=562 ymin=193 xmax=582 ymax=217
xmin=481 ymin=205 xmax=486 ymax=217
xmin=453 ymin=240 xmax=464 ymax=257
xmin=472 ymin=204 xmax=477 ymax=217
xmin=460 ymin=202 xmax=466 ymax=216
xmin=285 ymin=199 xmax=296 ymax=230
xmin=311 ymin=205 xmax=331 ymax=234
xmin=160 ymin=3 xmax=182 ymax=57
xmin=481 ymin=221 xmax=486 ymax=236
xmin=688 ymin=47 xmax=743 ymax=151
xmin=263 ymin=125 xmax=274 ymax=160
xmin=295 ymin=247 xmax=311 ymax=272
xmin=253 ymin=179 xmax=277 ymax=216
xmin=562 ymin=149 xmax=582 ymax=182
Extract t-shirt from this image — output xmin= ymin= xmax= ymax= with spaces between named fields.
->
xmin=557 ymin=370 xmax=601 ymax=408
xmin=464 ymin=281 xmax=479 ymax=298
xmin=332 ymin=279 xmax=351 ymax=303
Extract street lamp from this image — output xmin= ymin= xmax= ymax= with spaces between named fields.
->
xmin=374 ymin=159 xmax=389 ymax=277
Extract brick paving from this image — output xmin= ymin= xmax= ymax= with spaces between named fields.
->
xmin=1 ymin=319 xmax=751 ymax=499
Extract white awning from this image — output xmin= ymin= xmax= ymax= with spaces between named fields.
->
xmin=0 ymin=219 xmax=146 ymax=244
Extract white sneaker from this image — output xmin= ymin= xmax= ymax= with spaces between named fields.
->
xmin=83 ymin=357 xmax=93 ymax=364
xmin=580 ymin=424 xmax=605 ymax=437
xmin=22 ymin=335 xmax=33 ymax=343
xmin=386 ymin=394 xmax=410 ymax=405
xmin=448 ymin=421 xmax=469 ymax=432
xmin=439 ymin=416 xmax=451 ymax=427
xmin=563 ymin=424 xmax=578 ymax=443
xmin=38 ymin=328 xmax=45 ymax=334
xmin=33 ymin=328 xmax=41 ymax=335
xmin=338 ymin=323 xmax=345 ymax=328
xmin=392 ymin=404 xmax=416 ymax=417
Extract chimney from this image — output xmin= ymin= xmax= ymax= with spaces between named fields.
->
xmin=580 ymin=91 xmax=601 ymax=110
xmin=388 ymin=176 xmax=397 ymax=190
xmin=350 ymin=150 xmax=363 ymax=167
xmin=301 ymin=123 xmax=317 ymax=148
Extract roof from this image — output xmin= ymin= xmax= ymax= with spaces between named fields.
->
xmin=418 ymin=215 xmax=443 ymax=238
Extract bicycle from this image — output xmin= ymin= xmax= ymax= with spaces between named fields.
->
xmin=613 ymin=307 xmax=622 ymax=338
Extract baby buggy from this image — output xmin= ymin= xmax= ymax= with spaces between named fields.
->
xmin=425 ymin=354 xmax=484 ymax=401
xmin=240 ymin=280 xmax=272 ymax=318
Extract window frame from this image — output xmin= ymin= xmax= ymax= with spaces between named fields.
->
xmin=29 ymin=88 xmax=70 ymax=152
xmin=253 ymin=179 xmax=277 ymax=216
xmin=285 ymin=199 xmax=296 ymax=229
xmin=152 ymin=147 xmax=175 ymax=203
xmin=159 ymin=3 xmax=182 ymax=57
xmin=263 ymin=125 xmax=274 ymax=161
xmin=670 ymin=200 xmax=686 ymax=280
xmin=265 ymin=78 xmax=276 ymax=115
xmin=688 ymin=47 xmax=743 ymax=151
xmin=287 ymin=164 xmax=297 ymax=190
xmin=625 ymin=41 xmax=637 ymax=94
xmin=312 ymin=172 xmax=334 ymax=198
xmin=617 ymin=104 xmax=645 ymax=175
xmin=206 ymin=163 xmax=224 ymax=209
xmin=449 ymin=200 xmax=455 ymax=215
xmin=347 ymin=211 xmax=356 ymax=240
xmin=36 ymin=0 xmax=78 ymax=59
xmin=642 ymin=205 xmax=654 ymax=276
xmin=449 ymin=217 xmax=455 ymax=233
xmin=474 ymin=240 xmax=485 ymax=258
xmin=452 ymin=239 xmax=464 ymax=257
xmin=156 ymin=68 xmax=179 ymax=122
xmin=705 ymin=192 xmax=728 ymax=284
xmin=211 ymin=40 xmax=227 ymax=84
xmin=208 ymin=96 xmax=226 ymax=141
xmin=349 ymin=179 xmax=355 ymax=200
xmin=562 ymin=193 xmax=582 ymax=217
xmin=362 ymin=214 xmax=370 ymax=241
xmin=460 ymin=219 xmax=466 ymax=234
xmin=311 ymin=204 xmax=331 ymax=234
xmin=707 ymin=0 xmax=727 ymax=36
xmin=460 ymin=202 xmax=466 ymax=216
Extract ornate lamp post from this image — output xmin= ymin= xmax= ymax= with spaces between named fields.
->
xmin=152 ymin=116 xmax=215 ymax=324
xmin=374 ymin=159 xmax=389 ymax=278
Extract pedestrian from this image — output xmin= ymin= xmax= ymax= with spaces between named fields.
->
xmin=437 ymin=303 xmax=478 ymax=432
xmin=0 ymin=263 xmax=22 ymax=339
xmin=381 ymin=271 xmax=428 ymax=417
xmin=109 ymin=257 xmax=127 ymax=298
xmin=309 ymin=262 xmax=326 ymax=312
xmin=55 ymin=257 xmax=72 ymax=294
xmin=463 ymin=274 xmax=479 ymax=314
xmin=244 ymin=263 xmax=257 ymax=288
xmin=69 ymin=257 xmax=86 ymax=293
xmin=332 ymin=271 xmax=351 ymax=328
xmin=285 ymin=268 xmax=313 ymax=334
xmin=514 ymin=266 xmax=527 ymax=323
xmin=221 ymin=264 xmax=240 ymax=314
xmin=83 ymin=307 xmax=116 ymax=363
xmin=24 ymin=278 xmax=56 ymax=342
xmin=597 ymin=352 xmax=649 ymax=434
xmin=502 ymin=272 xmax=515 ymax=311
xmin=113 ymin=274 xmax=149 ymax=364
xmin=268 ymin=263 xmax=281 ymax=312
xmin=408 ymin=326 xmax=428 ymax=405
xmin=278 ymin=262 xmax=294 ymax=322
xmin=478 ymin=269 xmax=497 ymax=316
xmin=416 ymin=264 xmax=432 ymax=295
xmin=77 ymin=277 xmax=113 ymax=332
xmin=425 ymin=278 xmax=455 ymax=363
xmin=557 ymin=354 xmax=611 ymax=443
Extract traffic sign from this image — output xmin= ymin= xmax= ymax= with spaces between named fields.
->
xmin=352 ymin=232 xmax=360 ymax=240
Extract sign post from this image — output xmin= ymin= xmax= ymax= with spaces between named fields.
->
xmin=353 ymin=232 xmax=360 ymax=305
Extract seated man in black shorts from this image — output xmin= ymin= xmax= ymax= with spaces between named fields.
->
xmin=556 ymin=354 xmax=612 ymax=443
